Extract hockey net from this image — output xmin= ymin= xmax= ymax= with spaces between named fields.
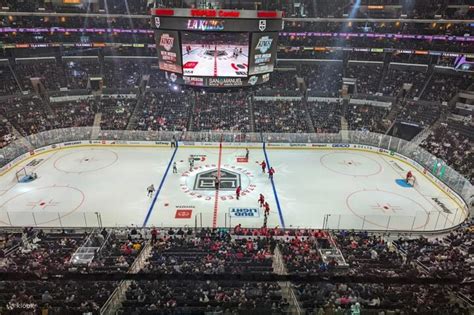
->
xmin=15 ymin=167 xmax=35 ymax=183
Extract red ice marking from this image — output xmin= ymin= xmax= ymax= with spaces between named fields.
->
xmin=212 ymin=139 xmax=223 ymax=228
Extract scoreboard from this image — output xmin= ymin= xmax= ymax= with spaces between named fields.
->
xmin=152 ymin=8 xmax=283 ymax=87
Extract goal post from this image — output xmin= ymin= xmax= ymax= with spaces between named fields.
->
xmin=15 ymin=168 xmax=27 ymax=182
xmin=15 ymin=167 xmax=37 ymax=183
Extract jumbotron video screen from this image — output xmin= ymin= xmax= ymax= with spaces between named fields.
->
xmin=182 ymin=32 xmax=250 ymax=77
xmin=152 ymin=8 xmax=283 ymax=86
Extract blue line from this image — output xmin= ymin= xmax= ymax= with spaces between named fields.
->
xmin=262 ymin=142 xmax=285 ymax=229
xmin=142 ymin=143 xmax=179 ymax=227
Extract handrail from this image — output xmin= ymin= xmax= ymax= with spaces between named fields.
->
xmin=97 ymin=230 xmax=112 ymax=255
xmin=4 ymin=230 xmax=38 ymax=256
xmin=288 ymin=283 xmax=303 ymax=315
xmin=69 ymin=228 xmax=97 ymax=265
xmin=100 ymin=241 xmax=151 ymax=315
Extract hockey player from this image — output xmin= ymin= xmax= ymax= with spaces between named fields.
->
xmin=189 ymin=157 xmax=194 ymax=171
xmin=268 ymin=167 xmax=275 ymax=180
xmin=260 ymin=160 xmax=266 ymax=173
xmin=214 ymin=176 xmax=220 ymax=190
xmin=233 ymin=47 xmax=239 ymax=59
xmin=245 ymin=148 xmax=249 ymax=160
xmin=263 ymin=202 xmax=270 ymax=216
xmin=258 ymin=194 xmax=265 ymax=208
xmin=406 ymin=170 xmax=413 ymax=184
xmin=236 ymin=186 xmax=241 ymax=200
xmin=147 ymin=184 xmax=155 ymax=197
xmin=173 ymin=162 xmax=177 ymax=174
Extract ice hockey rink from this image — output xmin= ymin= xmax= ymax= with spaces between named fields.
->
xmin=182 ymin=45 xmax=249 ymax=77
xmin=0 ymin=144 xmax=468 ymax=231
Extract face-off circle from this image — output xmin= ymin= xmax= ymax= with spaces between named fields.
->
xmin=54 ymin=149 xmax=118 ymax=174
xmin=345 ymin=189 xmax=429 ymax=230
xmin=0 ymin=185 xmax=85 ymax=226
xmin=320 ymin=152 xmax=382 ymax=177
xmin=180 ymin=163 xmax=255 ymax=201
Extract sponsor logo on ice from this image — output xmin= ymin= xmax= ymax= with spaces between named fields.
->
xmin=175 ymin=209 xmax=193 ymax=219
xmin=229 ymin=208 xmax=259 ymax=218
xmin=194 ymin=169 xmax=241 ymax=191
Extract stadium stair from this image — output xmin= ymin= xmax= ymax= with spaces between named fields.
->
xmin=302 ymin=95 xmax=316 ymax=133
xmin=417 ymin=66 xmax=435 ymax=100
xmin=100 ymin=241 xmax=152 ymax=315
xmin=187 ymin=91 xmax=198 ymax=131
xmin=340 ymin=116 xmax=349 ymax=142
xmin=0 ymin=114 xmax=30 ymax=148
xmin=90 ymin=113 xmax=102 ymax=139
xmin=7 ymin=61 xmax=24 ymax=94
xmin=383 ymin=100 xmax=404 ymax=135
xmin=248 ymin=94 xmax=256 ymax=132
xmin=273 ymin=246 xmax=303 ymax=315
xmin=376 ymin=55 xmax=391 ymax=94
xmin=125 ymin=94 xmax=144 ymax=130
xmin=409 ymin=111 xmax=447 ymax=147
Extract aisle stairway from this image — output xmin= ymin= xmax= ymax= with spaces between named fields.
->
xmin=273 ymin=246 xmax=302 ymax=315
xmin=340 ymin=116 xmax=349 ymax=141
xmin=91 ymin=113 xmax=102 ymax=139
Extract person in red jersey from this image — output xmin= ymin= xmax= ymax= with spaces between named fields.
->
xmin=264 ymin=202 xmax=270 ymax=216
xmin=260 ymin=160 xmax=266 ymax=173
xmin=258 ymin=194 xmax=265 ymax=207
xmin=406 ymin=170 xmax=413 ymax=183
xmin=268 ymin=167 xmax=275 ymax=179
xmin=236 ymin=185 xmax=241 ymax=200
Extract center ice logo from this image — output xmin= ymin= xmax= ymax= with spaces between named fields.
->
xmin=255 ymin=36 xmax=273 ymax=54
xmin=159 ymin=34 xmax=174 ymax=51
xmin=193 ymin=169 xmax=241 ymax=191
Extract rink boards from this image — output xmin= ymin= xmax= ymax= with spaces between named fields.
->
xmin=0 ymin=140 xmax=469 ymax=232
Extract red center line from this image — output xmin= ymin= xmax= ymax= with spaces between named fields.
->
xmin=212 ymin=138 xmax=223 ymax=228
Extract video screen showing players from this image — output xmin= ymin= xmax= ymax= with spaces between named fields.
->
xmin=181 ymin=32 xmax=249 ymax=77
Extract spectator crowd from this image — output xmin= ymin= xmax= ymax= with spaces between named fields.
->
xmin=0 ymin=223 xmax=472 ymax=314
